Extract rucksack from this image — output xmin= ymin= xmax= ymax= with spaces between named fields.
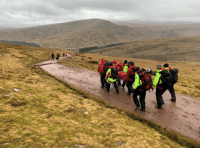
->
xmin=137 ymin=68 xmax=153 ymax=90
xmin=118 ymin=71 xmax=126 ymax=79
xmin=98 ymin=63 xmax=105 ymax=74
xmin=110 ymin=68 xmax=118 ymax=79
xmin=159 ymin=70 xmax=173 ymax=87
xmin=117 ymin=63 xmax=124 ymax=72
xmin=170 ymin=68 xmax=178 ymax=84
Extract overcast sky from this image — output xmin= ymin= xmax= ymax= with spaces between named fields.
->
xmin=1 ymin=0 xmax=200 ymax=28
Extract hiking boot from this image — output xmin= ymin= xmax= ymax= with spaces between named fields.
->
xmin=101 ymin=86 xmax=104 ymax=88
xmin=134 ymin=106 xmax=140 ymax=110
xmin=116 ymin=91 xmax=119 ymax=94
xmin=127 ymin=92 xmax=131 ymax=95
xmin=141 ymin=108 xmax=146 ymax=112
xmin=170 ymin=99 xmax=176 ymax=102
xmin=106 ymin=90 xmax=110 ymax=92
xmin=155 ymin=105 xmax=162 ymax=109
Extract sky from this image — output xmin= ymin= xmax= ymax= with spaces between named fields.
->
xmin=0 ymin=0 xmax=200 ymax=28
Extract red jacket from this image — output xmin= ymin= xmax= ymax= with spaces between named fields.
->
xmin=126 ymin=65 xmax=135 ymax=82
xmin=106 ymin=66 xmax=114 ymax=79
xmin=162 ymin=67 xmax=172 ymax=71
xmin=98 ymin=59 xmax=106 ymax=74
xmin=113 ymin=60 xmax=118 ymax=68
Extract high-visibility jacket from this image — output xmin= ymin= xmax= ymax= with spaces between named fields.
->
xmin=133 ymin=73 xmax=142 ymax=90
xmin=123 ymin=65 xmax=128 ymax=73
xmin=153 ymin=70 xmax=163 ymax=89
xmin=105 ymin=66 xmax=116 ymax=83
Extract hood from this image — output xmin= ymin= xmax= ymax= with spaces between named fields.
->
xmin=129 ymin=65 xmax=135 ymax=69
xmin=113 ymin=60 xmax=118 ymax=64
xmin=109 ymin=65 xmax=114 ymax=69
xmin=101 ymin=59 xmax=106 ymax=64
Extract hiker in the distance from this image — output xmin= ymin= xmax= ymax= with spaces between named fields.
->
xmin=63 ymin=53 xmax=65 ymax=57
xmin=51 ymin=52 xmax=54 ymax=60
xmin=98 ymin=58 xmax=106 ymax=88
xmin=56 ymin=53 xmax=60 ymax=60
xmin=65 ymin=53 xmax=68 ymax=56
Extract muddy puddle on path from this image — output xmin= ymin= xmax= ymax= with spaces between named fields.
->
xmin=40 ymin=63 xmax=200 ymax=143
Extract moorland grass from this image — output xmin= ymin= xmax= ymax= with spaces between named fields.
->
xmin=0 ymin=43 xmax=199 ymax=147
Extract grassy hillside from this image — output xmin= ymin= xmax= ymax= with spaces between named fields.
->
xmin=59 ymin=52 xmax=200 ymax=100
xmin=0 ymin=43 xmax=199 ymax=147
xmin=0 ymin=19 xmax=200 ymax=49
xmin=88 ymin=36 xmax=200 ymax=62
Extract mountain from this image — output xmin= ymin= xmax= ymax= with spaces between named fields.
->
xmin=88 ymin=36 xmax=200 ymax=62
xmin=0 ymin=19 xmax=200 ymax=49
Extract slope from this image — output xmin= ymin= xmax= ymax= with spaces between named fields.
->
xmin=88 ymin=36 xmax=200 ymax=62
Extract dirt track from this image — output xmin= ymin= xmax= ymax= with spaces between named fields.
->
xmin=36 ymin=58 xmax=200 ymax=143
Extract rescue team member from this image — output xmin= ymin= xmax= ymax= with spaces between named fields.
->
xmin=121 ymin=60 xmax=128 ymax=88
xmin=152 ymin=64 xmax=165 ymax=109
xmin=126 ymin=61 xmax=135 ymax=95
xmin=105 ymin=63 xmax=119 ymax=94
xmin=98 ymin=59 xmax=106 ymax=88
xmin=163 ymin=63 xmax=176 ymax=102
xmin=132 ymin=67 xmax=147 ymax=111
xmin=113 ymin=60 xmax=118 ymax=68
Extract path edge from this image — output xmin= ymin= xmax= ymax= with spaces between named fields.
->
xmin=38 ymin=66 xmax=200 ymax=147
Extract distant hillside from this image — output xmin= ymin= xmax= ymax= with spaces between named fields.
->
xmin=88 ymin=36 xmax=200 ymax=62
xmin=0 ymin=40 xmax=40 ymax=47
xmin=0 ymin=19 xmax=200 ymax=49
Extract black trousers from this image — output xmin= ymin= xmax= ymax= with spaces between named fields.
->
xmin=121 ymin=80 xmax=126 ymax=88
xmin=156 ymin=85 xmax=176 ymax=107
xmin=100 ymin=74 xmax=105 ymax=88
xmin=117 ymin=78 xmax=121 ymax=86
xmin=126 ymin=81 xmax=134 ymax=94
xmin=133 ymin=89 xmax=147 ymax=110
xmin=106 ymin=81 xmax=119 ymax=93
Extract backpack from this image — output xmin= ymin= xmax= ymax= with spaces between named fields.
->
xmin=110 ymin=68 xmax=118 ymax=79
xmin=118 ymin=71 xmax=126 ymax=79
xmin=137 ymin=68 xmax=153 ymax=90
xmin=117 ymin=63 xmax=124 ymax=72
xmin=170 ymin=68 xmax=178 ymax=84
xmin=159 ymin=70 xmax=173 ymax=87
xmin=98 ymin=63 xmax=105 ymax=74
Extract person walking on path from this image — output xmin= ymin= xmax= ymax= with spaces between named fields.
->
xmin=51 ymin=52 xmax=55 ymax=60
xmin=126 ymin=61 xmax=135 ymax=95
xmin=121 ymin=60 xmax=128 ymax=88
xmin=105 ymin=63 xmax=119 ymax=94
xmin=152 ymin=64 xmax=167 ymax=109
xmin=98 ymin=58 xmax=106 ymax=88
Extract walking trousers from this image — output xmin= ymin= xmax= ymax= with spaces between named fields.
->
xmin=106 ymin=81 xmax=119 ymax=93
xmin=100 ymin=73 xmax=105 ymax=88
xmin=126 ymin=81 xmax=134 ymax=94
xmin=133 ymin=89 xmax=147 ymax=110
xmin=156 ymin=85 xmax=176 ymax=107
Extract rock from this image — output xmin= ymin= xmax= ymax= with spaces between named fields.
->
xmin=73 ymin=144 xmax=85 ymax=148
xmin=115 ymin=142 xmax=123 ymax=146
xmin=81 ymin=109 xmax=85 ymax=112
xmin=85 ymin=112 xmax=89 ymax=115
xmin=4 ymin=95 xmax=10 ymax=97
xmin=14 ymin=88 xmax=21 ymax=92
xmin=2 ymin=143 xmax=9 ymax=145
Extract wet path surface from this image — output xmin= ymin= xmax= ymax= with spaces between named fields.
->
xmin=37 ymin=59 xmax=200 ymax=143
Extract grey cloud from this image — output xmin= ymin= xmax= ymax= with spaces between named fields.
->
xmin=1 ymin=0 xmax=200 ymax=27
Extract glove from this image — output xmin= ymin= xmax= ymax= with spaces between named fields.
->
xmin=152 ymin=88 xmax=154 ymax=91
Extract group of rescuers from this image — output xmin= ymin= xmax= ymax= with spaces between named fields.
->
xmin=98 ymin=59 xmax=178 ymax=112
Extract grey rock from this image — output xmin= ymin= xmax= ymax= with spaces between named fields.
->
xmin=115 ymin=142 xmax=123 ymax=146
xmin=73 ymin=144 xmax=85 ymax=148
